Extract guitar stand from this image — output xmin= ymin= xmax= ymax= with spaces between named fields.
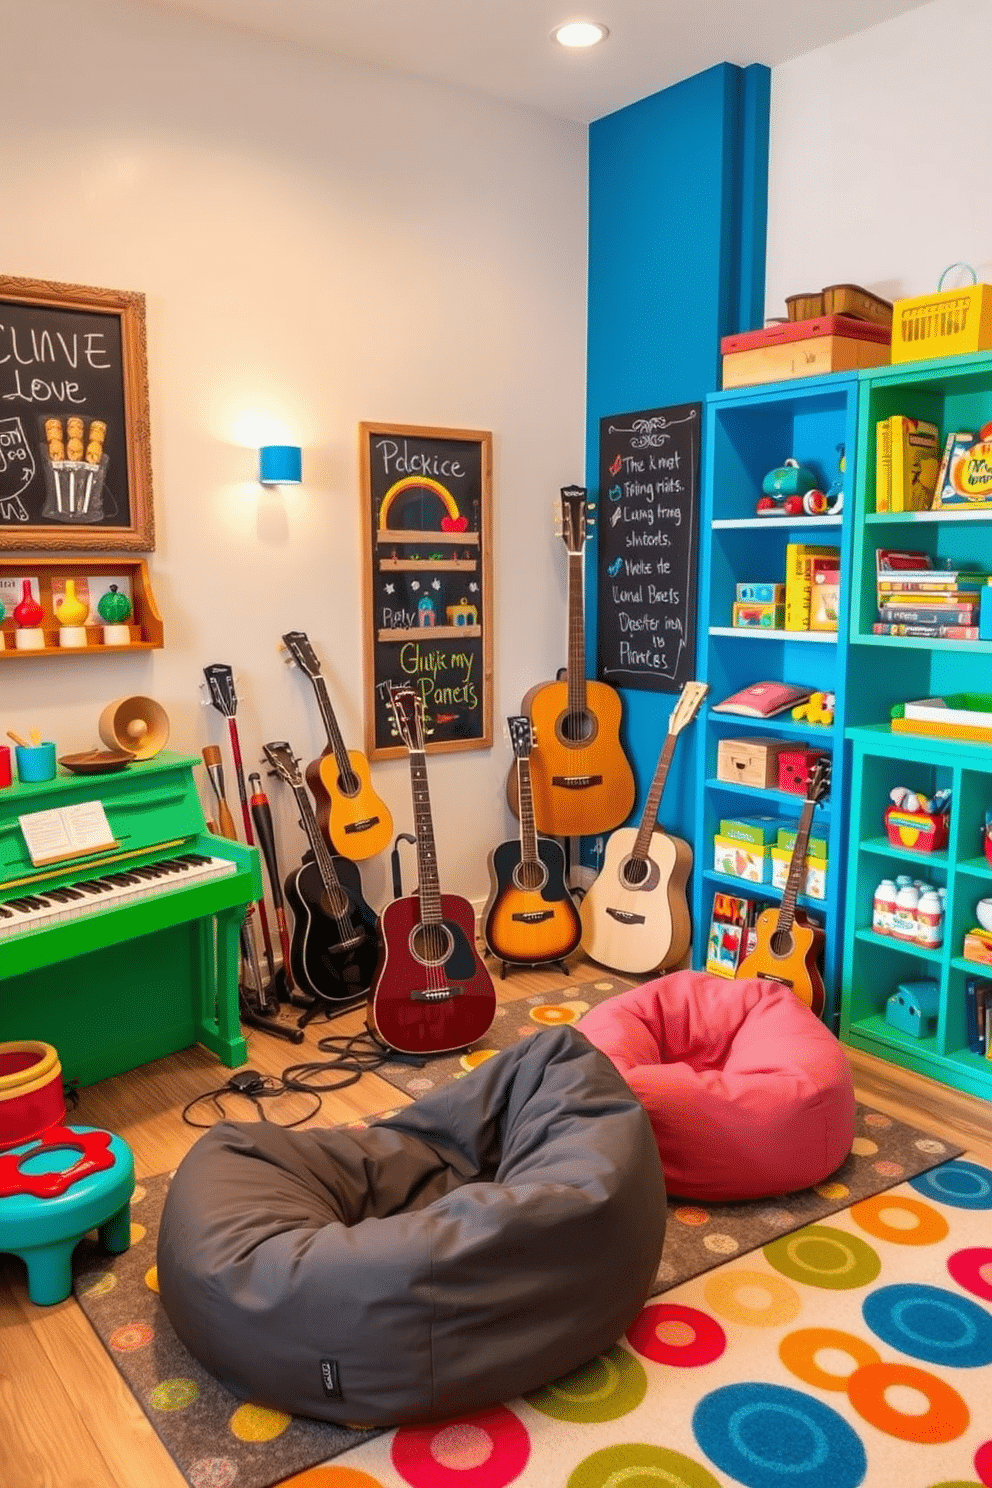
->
xmin=497 ymin=957 xmax=572 ymax=981
xmin=238 ymin=987 xmax=305 ymax=1044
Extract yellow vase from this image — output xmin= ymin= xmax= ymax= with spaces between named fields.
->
xmin=55 ymin=578 xmax=89 ymax=627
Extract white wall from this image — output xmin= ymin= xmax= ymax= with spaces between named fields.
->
xmin=766 ymin=0 xmax=992 ymax=318
xmin=1 ymin=0 xmax=587 ymax=913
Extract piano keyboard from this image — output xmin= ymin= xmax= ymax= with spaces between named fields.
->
xmin=0 ymin=852 xmax=238 ymax=941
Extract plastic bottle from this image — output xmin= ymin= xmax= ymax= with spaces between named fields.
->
xmin=916 ymin=889 xmax=944 ymax=948
xmin=872 ymin=878 xmax=897 ymax=936
xmin=892 ymin=882 xmax=920 ymax=942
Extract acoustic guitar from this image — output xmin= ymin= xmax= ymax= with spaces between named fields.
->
xmin=262 ymin=741 xmax=380 ymax=1009
xmin=736 ymin=754 xmax=831 ymax=1017
xmin=509 ymin=484 xmax=636 ymax=838
xmin=579 ymin=680 xmax=708 ymax=975
xmin=368 ymin=686 xmax=497 ymax=1054
xmin=483 ymin=716 xmax=582 ymax=973
xmin=281 ymin=630 xmax=393 ymax=861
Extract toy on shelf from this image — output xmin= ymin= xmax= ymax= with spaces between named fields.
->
xmin=884 ymin=785 xmax=952 ymax=852
xmin=756 ymin=458 xmax=819 ymax=517
xmin=96 ymin=584 xmax=133 ymax=647
xmin=791 ymin=690 xmax=835 ymax=726
xmin=12 ymin=580 xmax=44 ymax=651
xmin=54 ymin=579 xmax=89 ymax=650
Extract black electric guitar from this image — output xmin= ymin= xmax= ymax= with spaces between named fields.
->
xmin=736 ymin=755 xmax=831 ymax=1017
xmin=281 ymin=630 xmax=393 ymax=861
xmin=368 ymin=686 xmax=497 ymax=1054
xmin=262 ymin=741 xmax=380 ymax=1007
xmin=483 ymin=715 xmax=582 ymax=973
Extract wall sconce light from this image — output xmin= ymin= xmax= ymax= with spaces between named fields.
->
xmin=259 ymin=445 xmax=303 ymax=486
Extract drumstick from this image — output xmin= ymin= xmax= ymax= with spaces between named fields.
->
xmin=7 ymin=730 xmax=30 ymax=748
xmin=202 ymin=745 xmax=238 ymax=841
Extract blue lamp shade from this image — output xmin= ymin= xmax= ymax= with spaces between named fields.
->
xmin=259 ymin=445 xmax=302 ymax=485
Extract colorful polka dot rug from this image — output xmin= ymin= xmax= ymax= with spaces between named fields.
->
xmin=72 ymin=1154 xmax=992 ymax=1488
xmin=70 ymin=981 xmax=981 ymax=1488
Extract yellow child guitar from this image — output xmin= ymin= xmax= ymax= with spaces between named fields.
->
xmin=509 ymin=485 xmax=636 ymax=837
xmin=736 ymin=754 xmax=831 ymax=1017
xmin=282 ymin=631 xmax=393 ymax=861
xmin=579 ymin=680 xmax=708 ymax=975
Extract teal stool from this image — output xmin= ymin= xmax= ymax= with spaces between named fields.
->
xmin=0 ymin=1124 xmax=135 ymax=1305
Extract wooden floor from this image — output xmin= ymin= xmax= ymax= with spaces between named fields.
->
xmin=2 ymin=952 xmax=989 ymax=1488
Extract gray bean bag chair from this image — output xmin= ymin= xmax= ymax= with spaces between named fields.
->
xmin=157 ymin=1024 xmax=666 ymax=1427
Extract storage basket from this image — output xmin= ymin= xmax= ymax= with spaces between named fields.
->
xmin=891 ymin=265 xmax=992 ymax=363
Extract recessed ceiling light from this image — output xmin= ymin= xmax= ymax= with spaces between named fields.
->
xmin=552 ymin=20 xmax=610 ymax=48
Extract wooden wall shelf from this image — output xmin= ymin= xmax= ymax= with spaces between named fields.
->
xmin=0 ymin=556 xmax=163 ymax=657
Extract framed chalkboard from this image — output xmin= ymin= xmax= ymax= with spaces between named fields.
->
xmin=596 ymin=402 xmax=701 ymax=694
xmin=0 ymin=277 xmax=153 ymax=551
xmin=360 ymin=422 xmax=493 ymax=759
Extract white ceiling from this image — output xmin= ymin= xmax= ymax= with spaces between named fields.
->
xmin=130 ymin=0 xmax=934 ymax=123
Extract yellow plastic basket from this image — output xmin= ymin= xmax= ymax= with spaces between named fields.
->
xmin=892 ymin=265 xmax=992 ymax=363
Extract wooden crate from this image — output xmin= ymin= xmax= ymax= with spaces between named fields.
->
xmin=716 ymin=737 xmax=789 ymax=789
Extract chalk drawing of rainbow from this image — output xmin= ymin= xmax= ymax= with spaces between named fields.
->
xmin=378 ymin=475 xmax=463 ymax=530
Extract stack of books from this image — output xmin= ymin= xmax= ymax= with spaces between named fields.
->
xmin=875 ymin=416 xmax=941 ymax=512
xmin=874 ymin=549 xmax=987 ymax=638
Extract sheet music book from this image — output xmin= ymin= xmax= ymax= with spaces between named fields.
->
xmin=18 ymin=800 xmax=117 ymax=867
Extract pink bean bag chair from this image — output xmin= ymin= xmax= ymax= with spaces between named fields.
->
xmin=578 ymin=970 xmax=856 ymax=1201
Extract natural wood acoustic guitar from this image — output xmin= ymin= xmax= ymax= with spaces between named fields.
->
xmin=736 ymin=754 xmax=831 ymax=1017
xmin=508 ymin=484 xmax=635 ymax=837
xmin=281 ymin=630 xmax=393 ymax=861
xmin=483 ymin=715 xmax=582 ymax=973
xmin=368 ymin=685 xmax=497 ymax=1055
xmin=579 ymin=680 xmax=708 ymax=974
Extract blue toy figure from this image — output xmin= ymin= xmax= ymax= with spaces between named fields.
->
xmin=756 ymin=458 xmax=819 ymax=516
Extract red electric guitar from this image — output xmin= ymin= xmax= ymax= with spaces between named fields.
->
xmin=368 ymin=685 xmax=497 ymax=1054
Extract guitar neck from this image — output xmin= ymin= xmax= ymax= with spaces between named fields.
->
xmin=516 ymin=756 xmax=540 ymax=866
xmin=778 ymin=797 xmax=816 ymax=935
xmin=290 ymin=780 xmax=344 ymax=896
xmin=566 ymin=551 xmax=587 ymax=715
xmin=408 ymin=750 xmax=443 ymax=924
xmin=630 ymin=732 xmax=677 ymax=861
xmin=311 ymin=675 xmax=354 ymax=782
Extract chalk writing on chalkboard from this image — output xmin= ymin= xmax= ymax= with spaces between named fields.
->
xmin=360 ymin=422 xmax=493 ymax=759
xmin=0 ymin=277 xmax=153 ymax=551
xmin=596 ymin=403 xmax=701 ymax=695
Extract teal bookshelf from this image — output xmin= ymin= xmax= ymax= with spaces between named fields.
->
xmin=691 ymin=373 xmax=860 ymax=1027
xmin=841 ymin=349 xmax=992 ymax=1101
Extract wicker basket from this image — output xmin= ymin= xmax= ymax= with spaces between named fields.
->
xmin=892 ymin=265 xmax=992 ymax=363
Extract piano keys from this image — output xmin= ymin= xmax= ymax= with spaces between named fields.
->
xmin=0 ymin=752 xmax=262 ymax=1087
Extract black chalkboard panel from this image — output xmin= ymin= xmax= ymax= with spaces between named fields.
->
xmin=360 ymin=423 xmax=493 ymax=759
xmin=596 ymin=402 xmax=701 ymax=694
xmin=0 ymin=278 xmax=153 ymax=550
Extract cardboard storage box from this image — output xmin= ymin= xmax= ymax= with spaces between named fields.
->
xmin=716 ymin=737 xmax=789 ymax=789
xmin=771 ymin=846 xmax=827 ymax=900
xmin=714 ymin=835 xmax=771 ymax=884
xmin=721 ymin=314 xmax=891 ymax=389
xmin=777 ymin=826 xmax=829 ymax=862
xmin=719 ymin=815 xmax=784 ymax=846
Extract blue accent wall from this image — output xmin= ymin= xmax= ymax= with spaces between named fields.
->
xmin=583 ymin=62 xmax=769 ymax=868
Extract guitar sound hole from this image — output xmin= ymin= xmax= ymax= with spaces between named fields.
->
xmin=770 ymin=930 xmax=795 ymax=958
xmin=335 ymin=769 xmax=361 ymax=798
xmin=411 ymin=923 xmax=454 ymax=969
xmin=514 ymin=860 xmax=548 ymax=893
xmin=321 ymin=886 xmax=351 ymax=919
xmin=621 ymin=859 xmax=650 ymax=888
xmin=557 ymin=711 xmax=597 ymax=746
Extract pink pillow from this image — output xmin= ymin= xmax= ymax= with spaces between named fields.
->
xmin=578 ymin=970 xmax=856 ymax=1201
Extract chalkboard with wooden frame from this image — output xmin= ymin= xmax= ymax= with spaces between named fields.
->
xmin=0 ymin=276 xmax=154 ymax=551
xmin=360 ymin=421 xmax=493 ymax=759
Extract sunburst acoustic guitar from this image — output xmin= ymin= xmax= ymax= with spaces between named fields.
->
xmin=368 ymin=685 xmax=497 ymax=1055
xmin=281 ymin=630 xmax=393 ymax=861
xmin=735 ymin=754 xmax=831 ymax=1017
xmin=508 ymin=484 xmax=635 ymax=838
xmin=483 ymin=715 xmax=582 ymax=975
xmin=579 ymin=680 xmax=708 ymax=975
